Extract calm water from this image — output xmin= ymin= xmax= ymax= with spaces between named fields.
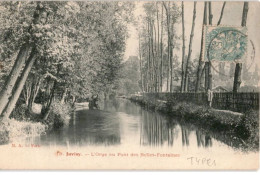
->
xmin=22 ymin=98 xmax=252 ymax=154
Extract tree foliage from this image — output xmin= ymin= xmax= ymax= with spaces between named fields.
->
xmin=0 ymin=1 xmax=134 ymax=120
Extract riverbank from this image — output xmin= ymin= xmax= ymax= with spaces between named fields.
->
xmin=129 ymin=95 xmax=259 ymax=151
xmin=0 ymin=100 xmax=72 ymax=145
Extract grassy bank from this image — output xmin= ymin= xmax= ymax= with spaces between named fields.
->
xmin=130 ymin=96 xmax=259 ymax=151
xmin=0 ymin=118 xmax=46 ymax=144
xmin=0 ymin=100 xmax=72 ymax=145
xmin=44 ymin=101 xmax=71 ymax=130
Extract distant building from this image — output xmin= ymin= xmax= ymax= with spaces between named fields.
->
xmin=212 ymin=86 xmax=230 ymax=92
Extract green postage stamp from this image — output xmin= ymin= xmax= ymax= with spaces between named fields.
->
xmin=203 ymin=25 xmax=248 ymax=62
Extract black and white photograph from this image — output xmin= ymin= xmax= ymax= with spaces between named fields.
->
xmin=0 ymin=0 xmax=259 ymax=170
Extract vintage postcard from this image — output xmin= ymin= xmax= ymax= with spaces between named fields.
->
xmin=0 ymin=0 xmax=259 ymax=170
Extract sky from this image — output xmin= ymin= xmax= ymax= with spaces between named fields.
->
xmin=124 ymin=1 xmax=260 ymax=74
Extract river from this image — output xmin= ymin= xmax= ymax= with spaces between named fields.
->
xmin=25 ymin=98 xmax=254 ymax=152
xmin=2 ymin=98 xmax=258 ymax=169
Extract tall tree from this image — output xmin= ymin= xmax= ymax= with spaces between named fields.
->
xmin=180 ymin=1 xmax=186 ymax=92
xmin=184 ymin=2 xmax=197 ymax=92
xmin=217 ymin=2 xmax=226 ymax=25
xmin=138 ymin=2 xmax=180 ymax=93
xmin=156 ymin=2 xmax=160 ymax=92
xmin=138 ymin=33 xmax=143 ymax=92
xmin=0 ymin=2 xmax=44 ymax=116
xmin=2 ymin=48 xmax=37 ymax=119
xmin=206 ymin=1 xmax=213 ymax=91
xmin=0 ymin=1 xmax=134 ymax=120
xmin=233 ymin=2 xmax=248 ymax=92
xmin=1 ymin=2 xmax=50 ymax=119
xmin=163 ymin=2 xmax=170 ymax=92
xmin=169 ymin=18 xmax=174 ymax=92
xmin=195 ymin=2 xmax=207 ymax=92
xmin=160 ymin=3 xmax=164 ymax=92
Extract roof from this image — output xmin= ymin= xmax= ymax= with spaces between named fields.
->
xmin=212 ymin=86 xmax=230 ymax=92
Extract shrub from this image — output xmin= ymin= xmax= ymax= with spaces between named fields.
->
xmin=9 ymin=104 xmax=42 ymax=122
xmin=9 ymin=104 xmax=28 ymax=121
xmin=0 ymin=118 xmax=46 ymax=144
xmin=44 ymin=100 xmax=71 ymax=130
xmin=241 ymin=110 xmax=259 ymax=145
xmin=0 ymin=121 xmax=9 ymax=144
xmin=130 ymin=96 xmax=259 ymax=150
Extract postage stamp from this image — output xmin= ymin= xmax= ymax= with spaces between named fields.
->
xmin=203 ymin=25 xmax=248 ymax=63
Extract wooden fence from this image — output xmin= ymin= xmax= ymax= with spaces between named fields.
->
xmin=141 ymin=92 xmax=259 ymax=112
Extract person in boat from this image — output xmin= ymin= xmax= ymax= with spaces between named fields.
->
xmin=89 ymin=94 xmax=99 ymax=109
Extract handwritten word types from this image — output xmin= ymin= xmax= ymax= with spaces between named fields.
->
xmin=187 ymin=156 xmax=216 ymax=167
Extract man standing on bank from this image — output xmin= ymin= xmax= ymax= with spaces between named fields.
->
xmin=207 ymin=89 xmax=214 ymax=107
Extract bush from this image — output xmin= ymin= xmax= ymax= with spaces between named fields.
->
xmin=241 ymin=110 xmax=259 ymax=146
xmin=44 ymin=100 xmax=71 ymax=130
xmin=9 ymin=104 xmax=29 ymax=121
xmin=0 ymin=121 xmax=9 ymax=144
xmin=0 ymin=118 xmax=46 ymax=144
xmin=131 ymin=96 xmax=259 ymax=151
xmin=9 ymin=104 xmax=42 ymax=122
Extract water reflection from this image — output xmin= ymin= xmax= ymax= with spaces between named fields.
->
xmin=196 ymin=131 xmax=212 ymax=148
xmin=25 ymin=99 xmax=255 ymax=152
xmin=39 ymin=110 xmax=121 ymax=146
xmin=140 ymin=109 xmax=178 ymax=147
xmin=181 ymin=126 xmax=190 ymax=146
xmin=139 ymin=109 xmax=213 ymax=148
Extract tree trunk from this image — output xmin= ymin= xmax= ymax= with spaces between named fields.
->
xmin=72 ymin=96 xmax=76 ymax=106
xmin=60 ymin=88 xmax=67 ymax=104
xmin=1 ymin=48 xmax=36 ymax=120
xmin=200 ymin=65 xmax=206 ymax=89
xmin=207 ymin=2 xmax=213 ymax=90
xmin=208 ymin=62 xmax=212 ymax=90
xmin=151 ymin=21 xmax=156 ymax=92
xmin=184 ymin=2 xmax=197 ymax=92
xmin=150 ymin=20 xmax=155 ymax=92
xmin=43 ymin=80 xmax=57 ymax=120
xmin=241 ymin=2 xmax=249 ymax=27
xmin=138 ymin=33 xmax=143 ymax=92
xmin=205 ymin=61 xmax=213 ymax=91
xmin=205 ymin=62 xmax=209 ymax=91
xmin=160 ymin=3 xmax=164 ymax=92
xmin=23 ymin=80 xmax=32 ymax=106
xmin=169 ymin=44 xmax=173 ymax=92
xmin=42 ymin=78 xmax=52 ymax=113
xmin=233 ymin=2 xmax=248 ymax=93
xmin=156 ymin=3 xmax=160 ymax=92
xmin=185 ymin=75 xmax=189 ymax=92
xmin=169 ymin=20 xmax=174 ymax=93
xmin=152 ymin=22 xmax=157 ymax=92
xmin=233 ymin=63 xmax=242 ymax=93
xmin=0 ymin=2 xmax=47 ymax=117
xmin=217 ymin=2 xmax=226 ymax=26
xmin=0 ymin=44 xmax=30 ymax=115
xmin=32 ymin=78 xmax=41 ymax=103
xmin=195 ymin=2 xmax=207 ymax=92
xmin=28 ymin=76 xmax=41 ymax=112
xmin=163 ymin=2 xmax=170 ymax=92
xmin=147 ymin=20 xmax=151 ymax=92
xmin=208 ymin=2 xmax=213 ymax=25
xmin=180 ymin=1 xmax=186 ymax=92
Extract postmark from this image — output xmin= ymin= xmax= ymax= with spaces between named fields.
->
xmin=202 ymin=25 xmax=256 ymax=77
xmin=203 ymin=25 xmax=248 ymax=63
